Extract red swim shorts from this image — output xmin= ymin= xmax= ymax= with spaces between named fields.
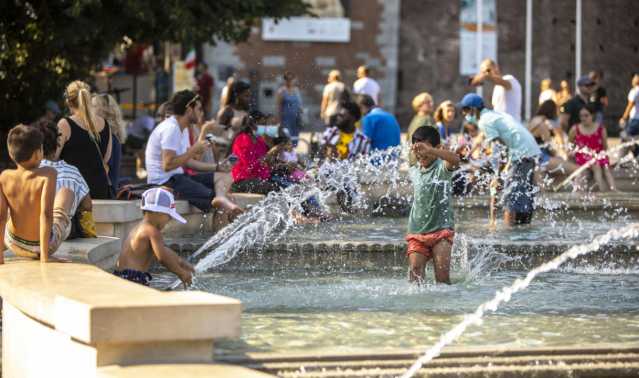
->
xmin=405 ymin=229 xmax=455 ymax=259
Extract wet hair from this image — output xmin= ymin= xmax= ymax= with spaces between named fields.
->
xmin=65 ymin=80 xmax=100 ymax=141
xmin=170 ymin=90 xmax=199 ymax=116
xmin=339 ymin=100 xmax=361 ymax=122
xmin=8 ymin=124 xmax=43 ymax=163
xmin=356 ymin=94 xmax=376 ymax=110
xmin=536 ymin=100 xmax=558 ymax=120
xmin=412 ymin=126 xmax=440 ymax=147
xmin=92 ymin=94 xmax=126 ymax=142
xmin=36 ymin=121 xmax=60 ymax=158
xmin=228 ymin=80 xmax=251 ymax=107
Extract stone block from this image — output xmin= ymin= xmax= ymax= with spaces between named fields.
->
xmin=0 ymin=261 xmax=242 ymax=376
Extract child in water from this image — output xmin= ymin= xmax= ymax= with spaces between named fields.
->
xmin=114 ymin=188 xmax=194 ymax=287
xmin=406 ymin=126 xmax=460 ymax=284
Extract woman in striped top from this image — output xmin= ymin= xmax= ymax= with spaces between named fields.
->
xmin=36 ymin=121 xmax=96 ymax=237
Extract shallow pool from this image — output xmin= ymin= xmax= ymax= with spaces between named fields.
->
xmin=155 ymin=208 xmax=639 ymax=356
xmin=192 ymin=269 xmax=639 ymax=355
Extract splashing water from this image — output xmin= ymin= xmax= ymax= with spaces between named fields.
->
xmin=399 ymin=222 xmax=639 ymax=378
xmin=554 ymin=139 xmax=639 ymax=191
xmin=167 ymin=146 xmax=408 ymax=290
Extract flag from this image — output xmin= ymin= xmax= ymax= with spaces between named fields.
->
xmin=184 ymin=49 xmax=197 ymax=70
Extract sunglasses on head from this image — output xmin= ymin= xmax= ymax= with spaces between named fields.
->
xmin=186 ymin=94 xmax=201 ymax=108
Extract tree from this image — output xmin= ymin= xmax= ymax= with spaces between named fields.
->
xmin=0 ymin=0 xmax=310 ymax=132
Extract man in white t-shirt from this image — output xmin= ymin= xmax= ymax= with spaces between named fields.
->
xmin=145 ymin=90 xmax=241 ymax=217
xmin=471 ymin=59 xmax=522 ymax=122
xmin=353 ymin=65 xmax=381 ymax=105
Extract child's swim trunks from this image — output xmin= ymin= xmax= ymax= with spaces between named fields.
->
xmin=113 ymin=269 xmax=153 ymax=286
xmin=405 ymin=229 xmax=455 ymax=259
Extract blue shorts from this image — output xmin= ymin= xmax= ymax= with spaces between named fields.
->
xmin=165 ymin=173 xmax=215 ymax=212
xmin=114 ymin=269 xmax=152 ymax=286
xmin=503 ymin=157 xmax=537 ymax=218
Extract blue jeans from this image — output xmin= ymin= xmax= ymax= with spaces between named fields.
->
xmin=165 ymin=173 xmax=215 ymax=212
xmin=627 ymin=118 xmax=639 ymax=156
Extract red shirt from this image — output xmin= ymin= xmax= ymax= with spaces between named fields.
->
xmin=231 ymin=133 xmax=271 ymax=182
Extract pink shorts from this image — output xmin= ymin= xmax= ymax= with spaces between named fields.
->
xmin=406 ymin=229 xmax=455 ymax=259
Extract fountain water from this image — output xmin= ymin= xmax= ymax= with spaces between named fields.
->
xmin=167 ymin=146 xmax=408 ymax=290
xmin=554 ymin=139 xmax=639 ymax=191
xmin=400 ymin=223 xmax=639 ymax=378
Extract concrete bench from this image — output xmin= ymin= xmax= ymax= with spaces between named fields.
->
xmin=93 ymin=194 xmax=265 ymax=240
xmin=0 ymin=261 xmax=245 ymax=377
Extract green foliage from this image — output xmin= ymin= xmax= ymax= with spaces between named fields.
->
xmin=0 ymin=0 xmax=310 ymax=129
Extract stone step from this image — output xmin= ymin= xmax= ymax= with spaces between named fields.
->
xmin=220 ymin=344 xmax=639 ymax=378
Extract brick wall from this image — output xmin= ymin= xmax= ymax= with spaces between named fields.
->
xmin=398 ymin=0 xmax=639 ymax=130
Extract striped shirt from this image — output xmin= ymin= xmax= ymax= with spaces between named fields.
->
xmin=322 ymin=126 xmax=371 ymax=160
xmin=40 ymin=159 xmax=90 ymax=216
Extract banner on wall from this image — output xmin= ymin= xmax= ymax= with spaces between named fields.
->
xmin=460 ymin=0 xmax=497 ymax=75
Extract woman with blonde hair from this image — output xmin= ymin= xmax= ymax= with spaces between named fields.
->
xmin=407 ymin=92 xmax=435 ymax=143
xmin=538 ymin=78 xmax=556 ymax=105
xmin=57 ymin=80 xmax=113 ymax=199
xmin=93 ymin=93 xmax=127 ymax=190
xmin=433 ymin=100 xmax=456 ymax=145
xmin=555 ymin=80 xmax=571 ymax=107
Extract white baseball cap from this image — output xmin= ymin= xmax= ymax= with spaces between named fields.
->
xmin=140 ymin=188 xmax=187 ymax=224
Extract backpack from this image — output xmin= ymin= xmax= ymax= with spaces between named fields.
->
xmin=116 ymin=183 xmax=159 ymax=200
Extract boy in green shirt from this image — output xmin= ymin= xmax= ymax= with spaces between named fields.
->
xmin=406 ymin=127 xmax=460 ymax=284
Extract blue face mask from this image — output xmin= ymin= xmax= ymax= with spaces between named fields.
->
xmin=256 ymin=125 xmax=279 ymax=138
xmin=465 ymin=114 xmax=478 ymax=125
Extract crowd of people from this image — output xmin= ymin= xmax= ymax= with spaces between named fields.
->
xmin=1 ymin=60 xmax=638 ymax=286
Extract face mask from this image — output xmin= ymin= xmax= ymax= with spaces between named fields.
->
xmin=256 ymin=125 xmax=279 ymax=138
xmin=465 ymin=114 xmax=478 ymax=125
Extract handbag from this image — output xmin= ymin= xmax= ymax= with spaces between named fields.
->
xmin=87 ymin=120 xmax=116 ymax=199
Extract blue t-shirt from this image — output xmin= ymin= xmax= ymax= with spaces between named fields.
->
xmin=478 ymin=109 xmax=541 ymax=162
xmin=361 ymin=108 xmax=401 ymax=151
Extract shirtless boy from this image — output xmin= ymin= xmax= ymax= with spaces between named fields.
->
xmin=0 ymin=124 xmax=68 ymax=263
xmin=114 ymin=188 xmax=194 ymax=287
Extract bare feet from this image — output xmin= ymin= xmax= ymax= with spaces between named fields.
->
xmin=212 ymin=196 xmax=244 ymax=221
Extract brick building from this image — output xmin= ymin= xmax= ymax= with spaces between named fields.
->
xmin=204 ymin=0 xmax=639 ymax=131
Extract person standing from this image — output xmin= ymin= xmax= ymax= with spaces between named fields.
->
xmin=320 ymin=69 xmax=347 ymax=126
xmin=357 ymin=94 xmax=400 ymax=152
xmin=589 ymin=70 xmax=608 ymax=124
xmin=353 ymin=65 xmax=381 ymax=105
xmin=619 ymin=73 xmax=639 ymax=156
xmin=471 ymin=59 xmax=522 ymax=122
xmin=555 ymin=80 xmax=572 ymax=107
xmin=195 ymin=63 xmax=215 ymax=118
xmin=559 ymin=75 xmax=596 ymax=132
xmin=459 ymin=93 xmax=541 ymax=226
xmin=538 ymin=79 xmax=556 ymax=105
xmin=57 ymin=81 xmax=113 ymax=199
xmin=407 ymin=92 xmax=435 ymax=143
xmin=275 ymin=71 xmax=303 ymax=145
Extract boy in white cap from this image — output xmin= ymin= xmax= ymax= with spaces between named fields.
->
xmin=114 ymin=188 xmax=194 ymax=287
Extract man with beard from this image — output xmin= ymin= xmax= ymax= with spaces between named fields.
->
xmin=145 ymin=90 xmax=241 ymax=218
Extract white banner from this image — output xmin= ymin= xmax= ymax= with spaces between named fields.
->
xmin=262 ymin=17 xmax=350 ymax=43
xmin=459 ymin=0 xmax=497 ymax=75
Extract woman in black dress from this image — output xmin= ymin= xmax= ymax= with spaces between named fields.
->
xmin=57 ymin=80 xmax=113 ymax=199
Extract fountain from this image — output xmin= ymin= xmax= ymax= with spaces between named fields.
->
xmin=154 ymin=143 xmax=639 ymax=377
